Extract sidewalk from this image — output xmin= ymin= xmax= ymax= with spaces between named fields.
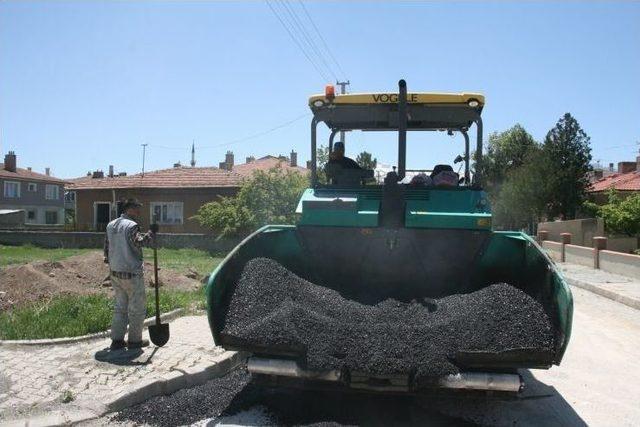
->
xmin=559 ymin=263 xmax=640 ymax=310
xmin=0 ymin=315 xmax=244 ymax=426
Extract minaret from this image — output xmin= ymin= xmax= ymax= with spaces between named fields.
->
xmin=190 ymin=141 xmax=196 ymax=167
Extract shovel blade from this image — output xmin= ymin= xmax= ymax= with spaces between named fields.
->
xmin=149 ymin=323 xmax=170 ymax=347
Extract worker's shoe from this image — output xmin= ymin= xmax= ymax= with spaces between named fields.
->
xmin=110 ymin=339 xmax=126 ymax=350
xmin=127 ymin=339 xmax=150 ymax=349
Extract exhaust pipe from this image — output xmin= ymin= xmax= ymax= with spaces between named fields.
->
xmin=247 ymin=357 xmax=341 ymax=382
xmin=438 ymin=372 xmax=523 ymax=392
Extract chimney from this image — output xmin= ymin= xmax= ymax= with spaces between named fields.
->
xmin=118 ymin=172 xmax=127 ymax=176
xmin=45 ymin=167 xmax=50 ymax=176
xmin=27 ymin=167 xmax=32 ymax=172
xmin=92 ymin=170 xmax=104 ymax=179
xmin=225 ymin=151 xmax=234 ymax=171
xmin=87 ymin=171 xmax=92 ymax=176
xmin=290 ymin=150 xmax=298 ymax=167
xmin=609 ymin=163 xmax=614 ymax=172
xmin=108 ymin=165 xmax=114 ymax=178
xmin=617 ymin=161 xmax=637 ymax=174
xmin=246 ymin=156 xmax=255 ymax=164
xmin=173 ymin=162 xmax=182 ymax=168
xmin=3 ymin=151 xmax=16 ymax=172
xmin=219 ymin=161 xmax=227 ymax=170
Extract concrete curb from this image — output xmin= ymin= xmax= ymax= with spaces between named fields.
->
xmin=0 ymin=308 xmax=185 ymax=347
xmin=566 ymin=277 xmax=640 ymax=310
xmin=2 ymin=350 xmax=249 ymax=427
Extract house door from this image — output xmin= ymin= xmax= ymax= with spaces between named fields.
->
xmin=95 ymin=203 xmax=111 ymax=231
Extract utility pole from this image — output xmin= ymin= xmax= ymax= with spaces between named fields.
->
xmin=141 ymin=143 xmax=148 ymax=177
xmin=336 ymin=80 xmax=350 ymax=143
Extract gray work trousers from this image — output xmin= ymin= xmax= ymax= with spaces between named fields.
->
xmin=110 ymin=275 xmax=147 ymax=342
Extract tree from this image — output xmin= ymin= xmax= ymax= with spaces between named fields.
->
xmin=315 ymin=144 xmax=329 ymax=184
xmin=542 ymin=113 xmax=592 ymax=219
xmin=193 ymin=165 xmax=309 ymax=238
xmin=491 ymin=146 xmax=553 ymax=231
xmin=584 ymin=190 xmax=640 ymax=236
xmin=480 ymin=124 xmax=538 ymax=199
xmin=478 ymin=124 xmax=546 ymax=230
xmin=356 ymin=151 xmax=377 ymax=170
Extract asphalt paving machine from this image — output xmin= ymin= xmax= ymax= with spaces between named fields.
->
xmin=206 ymin=80 xmax=573 ymax=394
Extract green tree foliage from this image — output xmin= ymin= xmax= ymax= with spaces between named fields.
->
xmin=479 ymin=125 xmax=545 ymax=230
xmin=194 ymin=166 xmax=309 ymax=238
xmin=542 ymin=113 xmax=592 ymax=219
xmin=584 ymin=190 xmax=640 ymax=236
xmin=356 ymin=151 xmax=377 ymax=170
xmin=480 ymin=124 xmax=538 ymax=198
xmin=316 ymin=144 xmax=329 ymax=184
xmin=492 ymin=147 xmax=553 ymax=231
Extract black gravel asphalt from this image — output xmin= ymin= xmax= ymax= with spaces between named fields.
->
xmin=112 ymin=367 xmax=476 ymax=426
xmin=221 ymin=258 xmax=555 ymax=378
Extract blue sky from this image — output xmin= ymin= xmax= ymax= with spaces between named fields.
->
xmin=1 ymin=1 xmax=638 ymax=178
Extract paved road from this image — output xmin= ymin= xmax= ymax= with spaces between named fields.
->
xmin=96 ymin=286 xmax=640 ymax=426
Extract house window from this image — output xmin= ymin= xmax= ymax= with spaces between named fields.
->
xmin=150 ymin=202 xmax=183 ymax=225
xmin=64 ymin=191 xmax=75 ymax=202
xmin=27 ymin=210 xmax=36 ymax=222
xmin=45 ymin=210 xmax=59 ymax=224
xmin=4 ymin=181 xmax=20 ymax=198
xmin=28 ymin=183 xmax=37 ymax=192
xmin=45 ymin=185 xmax=59 ymax=200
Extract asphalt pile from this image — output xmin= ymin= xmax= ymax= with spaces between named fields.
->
xmin=222 ymin=258 xmax=555 ymax=378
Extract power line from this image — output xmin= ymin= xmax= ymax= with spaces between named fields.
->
xmin=278 ymin=0 xmax=337 ymax=81
xmin=297 ymin=0 xmax=347 ymax=79
xmin=266 ymin=0 xmax=330 ymax=82
xmin=148 ymin=112 xmax=310 ymax=151
xmin=199 ymin=112 xmax=310 ymax=149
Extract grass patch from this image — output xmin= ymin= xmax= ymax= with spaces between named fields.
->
xmin=0 ymin=287 xmax=206 ymax=340
xmin=0 ymin=244 xmax=223 ymax=278
xmin=143 ymin=247 xmax=225 ymax=277
xmin=0 ymin=245 xmax=92 ymax=268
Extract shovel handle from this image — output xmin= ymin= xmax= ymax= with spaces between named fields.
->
xmin=151 ymin=224 xmax=161 ymax=324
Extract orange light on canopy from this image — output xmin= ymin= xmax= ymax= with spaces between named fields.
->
xmin=325 ymin=84 xmax=335 ymax=100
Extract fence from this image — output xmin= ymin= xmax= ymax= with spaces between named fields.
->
xmin=0 ymin=230 xmax=239 ymax=254
xmin=538 ymin=230 xmax=640 ymax=280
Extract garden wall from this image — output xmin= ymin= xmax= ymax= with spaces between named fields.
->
xmin=0 ymin=230 xmax=238 ymax=253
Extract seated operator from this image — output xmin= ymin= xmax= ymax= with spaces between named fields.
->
xmin=327 ymin=141 xmax=361 ymax=170
xmin=430 ymin=164 xmax=459 ymax=187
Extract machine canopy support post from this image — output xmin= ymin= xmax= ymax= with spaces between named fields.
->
xmin=311 ymin=117 xmax=319 ymax=186
xmin=397 ymin=79 xmax=408 ymax=181
xmin=474 ymin=117 xmax=483 ymax=187
xmin=462 ymin=130 xmax=470 ymax=184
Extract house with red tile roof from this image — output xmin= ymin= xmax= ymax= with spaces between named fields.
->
xmin=67 ymin=151 xmax=307 ymax=233
xmin=0 ymin=152 xmax=67 ymax=226
xmin=588 ymin=157 xmax=640 ymax=204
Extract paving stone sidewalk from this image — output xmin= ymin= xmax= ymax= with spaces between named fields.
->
xmin=559 ymin=263 xmax=640 ymax=310
xmin=0 ymin=315 xmax=238 ymax=425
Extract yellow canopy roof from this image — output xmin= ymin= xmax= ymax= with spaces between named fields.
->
xmin=309 ymin=92 xmax=485 ymax=107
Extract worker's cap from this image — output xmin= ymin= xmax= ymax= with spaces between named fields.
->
xmin=122 ymin=198 xmax=143 ymax=210
xmin=334 ymin=141 xmax=345 ymax=150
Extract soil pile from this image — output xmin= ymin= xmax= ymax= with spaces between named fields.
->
xmin=0 ymin=251 xmax=202 ymax=311
xmin=222 ymin=258 xmax=555 ymax=378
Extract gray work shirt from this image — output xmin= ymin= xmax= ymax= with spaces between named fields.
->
xmin=104 ymin=214 xmax=152 ymax=274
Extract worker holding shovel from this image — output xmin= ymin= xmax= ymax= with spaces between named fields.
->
xmin=104 ymin=199 xmax=155 ymax=350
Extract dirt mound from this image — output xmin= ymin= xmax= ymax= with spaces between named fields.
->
xmin=0 ymin=251 xmax=202 ymax=311
xmin=222 ymin=258 xmax=555 ymax=379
